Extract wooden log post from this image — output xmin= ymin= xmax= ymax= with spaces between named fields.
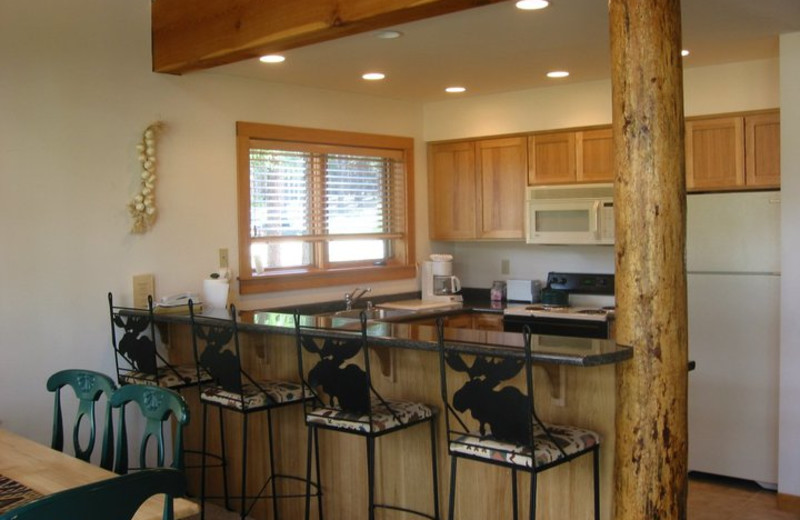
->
xmin=609 ymin=1 xmax=689 ymax=519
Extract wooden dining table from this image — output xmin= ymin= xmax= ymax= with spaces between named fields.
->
xmin=0 ymin=428 xmax=200 ymax=519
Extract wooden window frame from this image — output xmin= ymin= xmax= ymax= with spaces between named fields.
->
xmin=236 ymin=122 xmax=416 ymax=294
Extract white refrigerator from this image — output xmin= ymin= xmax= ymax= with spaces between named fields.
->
xmin=687 ymin=191 xmax=781 ymax=486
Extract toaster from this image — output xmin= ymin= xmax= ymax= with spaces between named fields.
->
xmin=507 ymin=279 xmax=534 ymax=302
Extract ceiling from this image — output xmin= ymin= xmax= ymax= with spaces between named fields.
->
xmin=206 ymin=0 xmax=800 ymax=102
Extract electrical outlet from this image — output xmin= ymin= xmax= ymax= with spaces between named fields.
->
xmin=501 ymin=259 xmax=510 ymax=275
xmin=219 ymin=248 xmax=229 ymax=269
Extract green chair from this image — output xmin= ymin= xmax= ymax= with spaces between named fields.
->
xmin=46 ymin=369 xmax=117 ymax=470
xmin=0 ymin=468 xmax=187 ymax=520
xmin=110 ymin=384 xmax=190 ymax=474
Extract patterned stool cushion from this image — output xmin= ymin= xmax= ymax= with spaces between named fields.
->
xmin=120 ymin=364 xmax=210 ymax=389
xmin=306 ymin=398 xmax=434 ymax=433
xmin=200 ymin=380 xmax=305 ymax=410
xmin=450 ymin=422 xmax=599 ymax=469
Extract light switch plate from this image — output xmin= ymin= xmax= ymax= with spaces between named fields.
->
xmin=219 ymin=248 xmax=229 ymax=269
xmin=132 ymin=274 xmax=155 ymax=308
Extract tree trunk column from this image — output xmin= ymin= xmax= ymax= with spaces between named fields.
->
xmin=609 ymin=1 xmax=689 ymax=519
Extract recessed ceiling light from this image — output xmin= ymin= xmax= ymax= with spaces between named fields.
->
xmin=259 ymin=54 xmax=286 ymax=64
xmin=516 ymin=0 xmax=550 ymax=10
xmin=681 ymin=49 xmax=690 ymax=57
xmin=445 ymin=86 xmax=466 ymax=93
xmin=362 ymin=72 xmax=386 ymax=81
xmin=546 ymin=70 xmax=570 ymax=78
xmin=376 ymin=30 xmax=403 ymax=39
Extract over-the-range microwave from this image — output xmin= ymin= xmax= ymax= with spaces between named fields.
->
xmin=525 ymin=183 xmax=614 ymax=245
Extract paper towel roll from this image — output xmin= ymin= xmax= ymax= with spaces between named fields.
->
xmin=203 ymin=279 xmax=229 ymax=310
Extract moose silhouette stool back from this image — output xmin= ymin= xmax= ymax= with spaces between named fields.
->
xmin=189 ymin=302 xmax=317 ymax=520
xmin=436 ymin=321 xmax=600 ymax=520
xmin=108 ymin=292 xmax=205 ymax=390
xmin=294 ymin=312 xmax=440 ymax=520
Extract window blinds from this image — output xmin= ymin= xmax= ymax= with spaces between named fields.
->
xmin=249 ymin=141 xmax=406 ymax=242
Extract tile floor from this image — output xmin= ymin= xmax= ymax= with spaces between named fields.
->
xmin=189 ymin=472 xmax=800 ymax=519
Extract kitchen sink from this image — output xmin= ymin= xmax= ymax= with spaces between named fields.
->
xmin=318 ymin=307 xmax=417 ymax=321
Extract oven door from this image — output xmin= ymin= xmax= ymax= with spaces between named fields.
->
xmin=503 ymin=314 xmax=609 ymax=339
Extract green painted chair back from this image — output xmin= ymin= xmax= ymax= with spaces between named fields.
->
xmin=46 ymin=369 xmax=116 ymax=470
xmin=0 ymin=468 xmax=186 ymax=520
xmin=110 ymin=384 xmax=190 ymax=474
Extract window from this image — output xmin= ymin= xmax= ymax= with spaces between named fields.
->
xmin=237 ymin=122 xmax=416 ymax=293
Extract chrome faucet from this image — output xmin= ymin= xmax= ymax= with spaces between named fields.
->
xmin=344 ymin=287 xmax=372 ymax=310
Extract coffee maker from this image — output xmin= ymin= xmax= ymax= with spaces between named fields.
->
xmin=421 ymin=254 xmax=463 ymax=303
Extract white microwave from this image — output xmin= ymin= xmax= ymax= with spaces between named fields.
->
xmin=526 ymin=183 xmax=614 ymax=245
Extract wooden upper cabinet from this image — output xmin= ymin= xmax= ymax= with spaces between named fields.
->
xmin=528 ymin=132 xmax=576 ymax=184
xmin=428 ymin=141 xmax=478 ymax=240
xmin=745 ymin=112 xmax=781 ymax=188
xmin=576 ymin=128 xmax=614 ymax=183
xmin=477 ymin=137 xmax=527 ymax=239
xmin=685 ymin=116 xmax=745 ymax=190
xmin=529 ymin=128 xmax=613 ymax=185
xmin=686 ymin=110 xmax=780 ymax=192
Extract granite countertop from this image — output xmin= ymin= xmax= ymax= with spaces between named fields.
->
xmin=241 ymin=310 xmax=630 ymax=367
xmin=147 ymin=289 xmax=631 ymax=367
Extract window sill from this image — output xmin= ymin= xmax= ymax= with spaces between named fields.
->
xmin=239 ymin=264 xmax=417 ymax=294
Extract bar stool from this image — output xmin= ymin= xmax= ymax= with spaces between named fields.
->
xmin=189 ymin=302 xmax=320 ymax=520
xmin=108 ymin=292 xmax=227 ymax=506
xmin=435 ymin=321 xmax=600 ymax=520
xmin=294 ymin=312 xmax=440 ymax=520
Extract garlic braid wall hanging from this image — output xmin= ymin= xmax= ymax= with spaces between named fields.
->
xmin=128 ymin=121 xmax=164 ymax=234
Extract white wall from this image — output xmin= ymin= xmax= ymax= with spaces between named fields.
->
xmin=423 ymin=58 xmax=779 ymax=142
xmin=778 ymin=32 xmax=800 ymax=497
xmin=423 ymin=58 xmax=780 ymax=289
xmin=0 ymin=0 xmax=425 ymax=441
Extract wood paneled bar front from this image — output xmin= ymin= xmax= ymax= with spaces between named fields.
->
xmin=155 ymin=309 xmax=630 ymax=520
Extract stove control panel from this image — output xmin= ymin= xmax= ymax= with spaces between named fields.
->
xmin=545 ymin=272 xmax=615 ymax=295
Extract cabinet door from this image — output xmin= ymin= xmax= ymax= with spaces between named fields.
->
xmin=576 ymin=128 xmax=614 ymax=183
xmin=472 ymin=312 xmax=504 ymax=331
xmin=745 ymin=112 xmax=780 ymax=188
xmin=528 ymin=132 xmax=576 ymax=185
xmin=428 ymin=141 xmax=478 ymax=240
xmin=685 ymin=117 xmax=745 ymax=191
xmin=477 ymin=137 xmax=527 ymax=239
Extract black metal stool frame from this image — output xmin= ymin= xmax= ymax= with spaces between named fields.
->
xmin=436 ymin=321 xmax=600 ymax=520
xmin=294 ymin=312 xmax=440 ymax=520
xmin=190 ymin=303 xmax=321 ymax=520
xmin=108 ymin=292 xmax=228 ymax=510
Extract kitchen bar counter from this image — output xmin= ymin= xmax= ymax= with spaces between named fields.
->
xmin=152 ymin=304 xmax=630 ymax=367
xmin=154 ymin=302 xmax=627 ymax=520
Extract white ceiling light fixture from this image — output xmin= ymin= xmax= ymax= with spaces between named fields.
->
xmin=259 ymin=54 xmax=286 ymax=64
xmin=445 ymin=86 xmax=466 ymax=93
xmin=546 ymin=70 xmax=570 ymax=78
xmin=362 ymin=72 xmax=386 ymax=81
xmin=516 ymin=0 xmax=550 ymax=10
xmin=681 ymin=49 xmax=690 ymax=57
xmin=376 ymin=30 xmax=403 ymax=39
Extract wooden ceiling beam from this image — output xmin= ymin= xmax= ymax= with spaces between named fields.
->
xmin=152 ymin=0 xmax=502 ymax=74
